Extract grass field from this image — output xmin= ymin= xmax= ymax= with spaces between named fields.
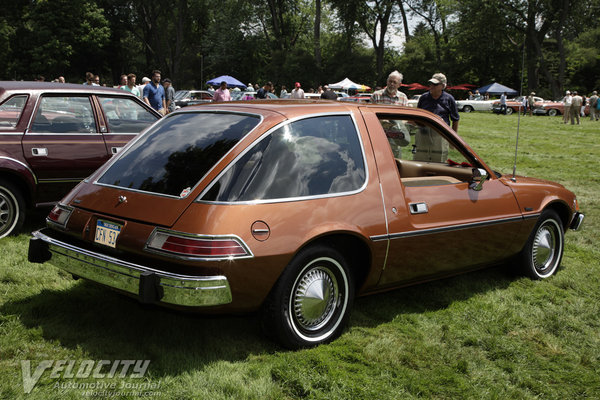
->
xmin=1 ymin=112 xmax=599 ymax=399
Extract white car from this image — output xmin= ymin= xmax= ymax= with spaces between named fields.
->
xmin=407 ymin=95 xmax=421 ymax=108
xmin=456 ymin=97 xmax=496 ymax=112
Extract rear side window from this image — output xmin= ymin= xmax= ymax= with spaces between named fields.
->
xmin=97 ymin=112 xmax=259 ymax=197
xmin=201 ymin=115 xmax=366 ymax=202
xmin=0 ymin=95 xmax=28 ymax=128
xmin=29 ymin=96 xmax=96 ymax=133
xmin=98 ymin=96 xmax=158 ymax=133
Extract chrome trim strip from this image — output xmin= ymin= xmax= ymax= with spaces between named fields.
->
xmin=0 ymin=156 xmax=38 ymax=184
xmin=196 ymin=111 xmax=369 ymax=205
xmin=92 ymin=110 xmax=265 ymax=199
xmin=32 ymin=229 xmax=232 ymax=307
xmin=144 ymin=227 xmax=254 ymax=261
xmin=370 ymin=215 xmax=532 ymax=242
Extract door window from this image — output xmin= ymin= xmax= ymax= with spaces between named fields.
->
xmin=29 ymin=96 xmax=97 ymax=133
xmin=98 ymin=96 xmax=158 ymax=133
xmin=0 ymin=95 xmax=28 ymax=128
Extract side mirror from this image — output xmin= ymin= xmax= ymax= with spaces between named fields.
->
xmin=470 ymin=168 xmax=488 ymax=191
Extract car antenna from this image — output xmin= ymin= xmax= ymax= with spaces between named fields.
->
xmin=511 ymin=35 xmax=527 ymax=182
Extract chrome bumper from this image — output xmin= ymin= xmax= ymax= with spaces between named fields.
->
xmin=29 ymin=229 xmax=232 ymax=307
xmin=570 ymin=212 xmax=585 ymax=231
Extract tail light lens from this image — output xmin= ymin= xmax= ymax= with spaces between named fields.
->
xmin=47 ymin=204 xmax=73 ymax=228
xmin=146 ymin=229 xmax=252 ymax=260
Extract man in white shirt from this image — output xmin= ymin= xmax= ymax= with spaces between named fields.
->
xmin=290 ymin=82 xmax=305 ymax=99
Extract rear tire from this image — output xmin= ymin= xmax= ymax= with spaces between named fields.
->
xmin=519 ymin=210 xmax=564 ymax=279
xmin=0 ymin=179 xmax=26 ymax=238
xmin=261 ymin=245 xmax=354 ymax=349
xmin=463 ymin=105 xmax=473 ymax=113
xmin=548 ymin=109 xmax=558 ymax=117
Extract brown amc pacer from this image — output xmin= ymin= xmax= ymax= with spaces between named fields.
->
xmin=29 ymin=101 xmax=584 ymax=348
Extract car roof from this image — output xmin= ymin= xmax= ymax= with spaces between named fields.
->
xmin=185 ymin=99 xmax=433 ymax=121
xmin=0 ymin=81 xmax=135 ymax=97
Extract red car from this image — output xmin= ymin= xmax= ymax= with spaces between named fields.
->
xmin=29 ymin=101 xmax=584 ymax=348
xmin=0 ymin=82 xmax=161 ymax=237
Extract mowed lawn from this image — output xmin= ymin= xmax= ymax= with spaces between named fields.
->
xmin=1 ymin=112 xmax=598 ymax=399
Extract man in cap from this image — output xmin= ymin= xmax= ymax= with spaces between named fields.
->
xmin=417 ymin=73 xmax=460 ymax=132
xmin=320 ymin=85 xmax=337 ymax=100
xmin=528 ymin=92 xmax=536 ymax=116
xmin=291 ymin=82 xmax=305 ymax=99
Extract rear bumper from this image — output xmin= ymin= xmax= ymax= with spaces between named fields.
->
xmin=29 ymin=229 xmax=232 ymax=307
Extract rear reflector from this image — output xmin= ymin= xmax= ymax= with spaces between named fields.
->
xmin=146 ymin=230 xmax=251 ymax=259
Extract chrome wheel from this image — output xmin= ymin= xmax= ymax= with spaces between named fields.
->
xmin=531 ymin=219 xmax=562 ymax=277
xmin=0 ymin=182 xmax=23 ymax=238
xmin=292 ymin=264 xmax=339 ymax=332
xmin=262 ymin=245 xmax=354 ymax=348
xmin=520 ymin=210 xmax=564 ymax=279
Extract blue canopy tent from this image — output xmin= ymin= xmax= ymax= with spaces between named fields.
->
xmin=477 ymin=82 xmax=518 ymax=96
xmin=206 ymin=75 xmax=246 ymax=89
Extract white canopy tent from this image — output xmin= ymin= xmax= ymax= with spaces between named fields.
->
xmin=328 ymin=78 xmax=371 ymax=91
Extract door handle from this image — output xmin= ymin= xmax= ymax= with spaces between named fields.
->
xmin=32 ymin=148 xmax=48 ymax=156
xmin=111 ymin=147 xmax=122 ymax=154
xmin=409 ymin=202 xmax=428 ymax=214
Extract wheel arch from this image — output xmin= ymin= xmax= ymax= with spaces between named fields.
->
xmin=543 ymin=200 xmax=573 ymax=231
xmin=298 ymin=232 xmax=373 ymax=293
xmin=0 ymin=160 xmax=36 ymax=207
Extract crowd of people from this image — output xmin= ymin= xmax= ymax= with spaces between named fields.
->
xmin=40 ymin=68 xmax=596 ymax=127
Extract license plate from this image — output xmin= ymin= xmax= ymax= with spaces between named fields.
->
xmin=94 ymin=220 xmax=122 ymax=248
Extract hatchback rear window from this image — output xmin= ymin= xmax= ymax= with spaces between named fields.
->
xmin=97 ymin=112 xmax=259 ymax=197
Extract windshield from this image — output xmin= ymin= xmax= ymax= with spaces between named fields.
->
xmin=97 ymin=112 xmax=260 ymax=197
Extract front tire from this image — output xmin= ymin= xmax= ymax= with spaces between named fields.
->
xmin=548 ymin=109 xmax=558 ymax=117
xmin=0 ymin=179 xmax=26 ymax=238
xmin=506 ymin=107 xmax=514 ymax=115
xmin=463 ymin=105 xmax=473 ymax=113
xmin=261 ymin=245 xmax=354 ymax=349
xmin=519 ymin=210 xmax=564 ymax=279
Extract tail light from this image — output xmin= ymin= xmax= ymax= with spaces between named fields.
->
xmin=146 ymin=229 xmax=252 ymax=260
xmin=47 ymin=204 xmax=73 ymax=228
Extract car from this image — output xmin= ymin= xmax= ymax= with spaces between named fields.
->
xmin=533 ymin=99 xmax=590 ymax=116
xmin=456 ymin=97 xmax=496 ymax=112
xmin=174 ymin=90 xmax=213 ymax=108
xmin=0 ymin=81 xmax=161 ymax=238
xmin=492 ymin=96 xmax=543 ymax=114
xmin=231 ymin=91 xmax=278 ymax=101
xmin=407 ymin=94 xmax=421 ymax=108
xmin=29 ymin=100 xmax=584 ymax=348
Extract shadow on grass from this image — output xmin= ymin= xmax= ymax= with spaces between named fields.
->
xmin=0 ymin=261 xmax=520 ymax=375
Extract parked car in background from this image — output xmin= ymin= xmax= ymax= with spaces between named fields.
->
xmin=533 ymin=99 xmax=590 ymax=116
xmin=0 ymin=81 xmax=161 ymax=237
xmin=231 ymin=91 xmax=278 ymax=101
xmin=456 ymin=97 xmax=496 ymax=112
xmin=174 ymin=90 xmax=213 ymax=108
xmin=492 ymin=96 xmax=543 ymax=114
xmin=407 ymin=94 xmax=421 ymax=108
xmin=29 ymin=101 xmax=583 ymax=348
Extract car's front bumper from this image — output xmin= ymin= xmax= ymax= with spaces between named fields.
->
xmin=29 ymin=229 xmax=232 ymax=307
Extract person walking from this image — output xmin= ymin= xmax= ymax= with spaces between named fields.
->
xmin=163 ymin=78 xmax=176 ymax=113
xmin=143 ymin=70 xmax=167 ymax=115
xmin=213 ymin=81 xmax=231 ymax=102
xmin=256 ymin=82 xmax=273 ymax=99
xmin=500 ymin=92 xmax=507 ymax=114
xmin=563 ymin=91 xmax=572 ymax=123
xmin=417 ymin=73 xmax=460 ymax=132
xmin=528 ymin=92 xmax=535 ymax=116
xmin=122 ymin=73 xmax=141 ymax=97
xmin=589 ymin=91 xmax=598 ymax=121
xmin=371 ymin=70 xmax=408 ymax=106
xmin=320 ymin=85 xmax=337 ymax=100
xmin=290 ymin=82 xmax=305 ymax=99
xmin=570 ymin=91 xmax=582 ymax=125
